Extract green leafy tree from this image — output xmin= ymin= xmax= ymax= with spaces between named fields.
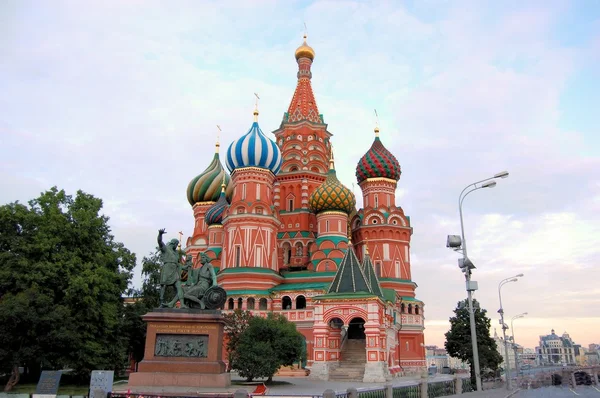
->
xmin=223 ymin=309 xmax=254 ymax=372
xmin=0 ymin=187 xmax=136 ymax=390
xmin=121 ymin=251 xmax=162 ymax=365
xmin=445 ymin=299 xmax=503 ymax=386
xmin=232 ymin=313 xmax=304 ymax=382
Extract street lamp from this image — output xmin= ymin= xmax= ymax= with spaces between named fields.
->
xmin=447 ymin=170 xmax=509 ymax=392
xmin=511 ymin=312 xmax=527 ymax=374
xmin=498 ymin=274 xmax=524 ymax=390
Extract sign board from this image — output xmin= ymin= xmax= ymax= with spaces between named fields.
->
xmin=89 ymin=370 xmax=114 ymax=396
xmin=35 ymin=371 xmax=62 ymax=395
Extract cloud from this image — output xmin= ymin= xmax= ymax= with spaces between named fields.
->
xmin=1 ymin=0 xmax=599 ymax=350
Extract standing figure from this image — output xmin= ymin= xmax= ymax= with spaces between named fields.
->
xmin=183 ymin=252 xmax=218 ymax=308
xmin=157 ymin=228 xmax=187 ymax=308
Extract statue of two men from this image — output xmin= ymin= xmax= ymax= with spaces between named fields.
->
xmin=157 ymin=229 xmax=221 ymax=309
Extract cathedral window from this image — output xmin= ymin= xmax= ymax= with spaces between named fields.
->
xmin=325 ymin=220 xmax=330 ymax=232
xmin=387 ymin=194 xmax=391 ymax=207
xmin=228 ymin=298 xmax=234 ymax=310
xmin=256 ymin=183 xmax=261 ymax=200
xmin=255 ymin=207 xmax=263 ymax=214
xmin=415 ymin=305 xmax=420 ymax=315
xmin=296 ymin=295 xmax=306 ymax=309
xmin=400 ymin=303 xmax=405 ymax=313
xmin=372 ymin=219 xmax=378 ymax=224
xmin=237 ymin=207 xmax=245 ymax=214
xmin=235 ymin=246 xmax=242 ymax=267
xmin=255 ymin=245 xmax=263 ymax=267
xmin=242 ymin=183 xmax=247 ymax=200
xmin=282 ymin=296 xmax=292 ymax=310
xmin=288 ymin=198 xmax=294 ymax=211
xmin=237 ymin=297 xmax=243 ymax=309
xmin=374 ymin=194 xmax=379 ymax=208
xmin=375 ymin=261 xmax=382 ymax=277
xmin=247 ymin=298 xmax=255 ymax=310
xmin=295 ymin=242 xmax=303 ymax=256
xmin=259 ymin=298 xmax=268 ymax=310
xmin=408 ymin=304 xmax=413 ymax=314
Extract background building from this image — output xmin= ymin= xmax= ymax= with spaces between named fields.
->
xmin=184 ymin=35 xmax=426 ymax=381
xmin=536 ymin=329 xmax=578 ymax=366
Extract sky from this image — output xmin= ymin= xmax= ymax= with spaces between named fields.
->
xmin=1 ymin=0 xmax=599 ymax=351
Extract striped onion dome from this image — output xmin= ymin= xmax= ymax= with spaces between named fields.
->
xmin=309 ymin=160 xmax=356 ymax=215
xmin=205 ymin=184 xmax=229 ymax=225
xmin=186 ymin=145 xmax=233 ymax=206
xmin=355 ymin=126 xmax=401 ymax=184
xmin=225 ymin=110 xmax=282 ymax=174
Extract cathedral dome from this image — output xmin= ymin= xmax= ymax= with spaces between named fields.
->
xmin=355 ymin=126 xmax=401 ymax=184
xmin=225 ymin=111 xmax=282 ymax=174
xmin=186 ymin=146 xmax=233 ymax=205
xmin=295 ymin=34 xmax=315 ymax=61
xmin=205 ymin=184 xmax=229 ymax=225
xmin=309 ymin=161 xmax=356 ymax=215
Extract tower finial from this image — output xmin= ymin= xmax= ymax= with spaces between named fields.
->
xmin=329 ymin=144 xmax=335 ymax=170
xmin=215 ymin=125 xmax=222 ymax=153
xmin=303 ymin=22 xmax=308 ymax=41
xmin=253 ymin=92 xmax=260 ymax=122
xmin=374 ymin=109 xmax=380 ymax=137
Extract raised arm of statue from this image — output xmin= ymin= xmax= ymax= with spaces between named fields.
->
xmin=158 ymin=228 xmax=167 ymax=251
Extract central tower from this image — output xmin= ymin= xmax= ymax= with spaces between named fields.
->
xmin=272 ymin=35 xmax=332 ymax=271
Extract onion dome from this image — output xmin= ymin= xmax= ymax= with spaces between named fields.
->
xmin=205 ymin=182 xmax=229 ymax=225
xmin=186 ymin=142 xmax=233 ymax=205
xmin=226 ymin=108 xmax=282 ymax=174
xmin=295 ymin=34 xmax=315 ymax=61
xmin=355 ymin=126 xmax=401 ymax=184
xmin=309 ymin=156 xmax=356 ymax=215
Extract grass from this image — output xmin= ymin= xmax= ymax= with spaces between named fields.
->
xmin=5 ymin=383 xmax=89 ymax=395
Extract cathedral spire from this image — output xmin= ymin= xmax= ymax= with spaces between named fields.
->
xmin=286 ymin=34 xmax=321 ymax=124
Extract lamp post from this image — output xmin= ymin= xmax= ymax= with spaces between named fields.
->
xmin=511 ymin=312 xmax=527 ymax=375
xmin=498 ymin=274 xmax=523 ymax=390
xmin=449 ymin=170 xmax=509 ymax=392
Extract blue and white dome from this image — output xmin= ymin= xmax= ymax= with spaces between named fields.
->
xmin=225 ymin=112 xmax=282 ymax=174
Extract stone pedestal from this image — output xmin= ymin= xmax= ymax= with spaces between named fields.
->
xmin=363 ymin=362 xmax=387 ymax=382
xmin=128 ymin=309 xmax=231 ymax=391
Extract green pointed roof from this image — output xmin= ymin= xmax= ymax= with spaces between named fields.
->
xmin=362 ymin=253 xmax=384 ymax=298
xmin=327 ymin=243 xmax=372 ymax=294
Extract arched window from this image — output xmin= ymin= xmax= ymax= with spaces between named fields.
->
xmin=408 ymin=304 xmax=413 ymax=314
xmin=295 ymin=242 xmax=303 ymax=257
xmin=375 ymin=261 xmax=382 ymax=277
xmin=247 ymin=298 xmax=255 ymax=310
xmin=237 ymin=297 xmax=243 ymax=309
xmin=228 ymin=298 xmax=234 ymax=310
xmin=400 ymin=303 xmax=405 ymax=313
xmin=296 ymin=295 xmax=306 ymax=310
xmin=415 ymin=305 xmax=420 ymax=315
xmin=259 ymin=298 xmax=268 ymax=310
xmin=282 ymin=296 xmax=292 ymax=310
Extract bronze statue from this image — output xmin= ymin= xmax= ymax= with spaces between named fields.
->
xmin=183 ymin=252 xmax=219 ymax=309
xmin=157 ymin=228 xmax=187 ymax=308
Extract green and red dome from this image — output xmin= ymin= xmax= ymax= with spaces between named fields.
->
xmin=355 ymin=127 xmax=401 ymax=184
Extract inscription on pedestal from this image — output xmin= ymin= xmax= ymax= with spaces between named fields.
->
xmin=154 ymin=334 xmax=208 ymax=357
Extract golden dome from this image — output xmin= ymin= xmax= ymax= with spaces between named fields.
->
xmin=295 ymin=34 xmax=315 ymax=61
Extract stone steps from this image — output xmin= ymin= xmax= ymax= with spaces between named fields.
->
xmin=329 ymin=339 xmax=366 ymax=381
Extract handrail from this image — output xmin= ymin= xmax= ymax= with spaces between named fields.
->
xmin=339 ymin=328 xmax=349 ymax=360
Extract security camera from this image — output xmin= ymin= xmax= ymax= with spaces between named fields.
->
xmin=446 ymin=235 xmax=462 ymax=248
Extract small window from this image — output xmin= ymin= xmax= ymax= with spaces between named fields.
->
xmin=296 ymin=295 xmax=306 ymax=310
xmin=374 ymin=194 xmax=379 ymax=208
xmin=408 ymin=304 xmax=413 ymax=314
xmin=237 ymin=297 xmax=243 ymax=309
xmin=235 ymin=246 xmax=242 ymax=267
xmin=228 ymin=298 xmax=234 ymax=310
xmin=375 ymin=261 xmax=382 ymax=277
xmin=242 ymin=183 xmax=247 ymax=200
xmin=237 ymin=207 xmax=245 ymax=214
xmin=247 ymin=298 xmax=256 ymax=310
xmin=256 ymin=184 xmax=261 ymax=200
xmin=325 ymin=220 xmax=329 ymax=232
xmin=282 ymin=296 xmax=292 ymax=310
xmin=372 ymin=219 xmax=378 ymax=224
xmin=415 ymin=305 xmax=420 ymax=315
xmin=288 ymin=198 xmax=294 ymax=211
xmin=392 ymin=219 xmax=398 ymax=225
xmin=256 ymin=207 xmax=263 ymax=214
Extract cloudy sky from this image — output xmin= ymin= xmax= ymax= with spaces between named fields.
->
xmin=2 ymin=0 xmax=599 ymax=350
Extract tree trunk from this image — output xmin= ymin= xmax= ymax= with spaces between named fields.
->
xmin=4 ymin=364 xmax=20 ymax=392
xmin=267 ymin=375 xmax=273 ymax=384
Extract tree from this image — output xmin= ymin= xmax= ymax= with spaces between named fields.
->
xmin=444 ymin=299 xmax=503 ymax=386
xmin=232 ymin=313 xmax=304 ymax=382
xmin=0 ymin=187 xmax=136 ymax=390
xmin=121 ymin=251 xmax=162 ymax=365
xmin=223 ymin=309 xmax=254 ymax=372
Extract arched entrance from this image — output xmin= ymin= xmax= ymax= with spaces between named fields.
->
xmin=347 ymin=317 xmax=366 ymax=339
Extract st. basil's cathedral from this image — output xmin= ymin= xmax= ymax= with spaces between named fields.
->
xmin=184 ymin=35 xmax=426 ymax=382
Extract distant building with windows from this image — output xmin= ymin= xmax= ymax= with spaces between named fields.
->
xmin=536 ymin=329 xmax=578 ymax=366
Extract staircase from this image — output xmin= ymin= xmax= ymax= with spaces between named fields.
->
xmin=329 ymin=339 xmax=366 ymax=381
